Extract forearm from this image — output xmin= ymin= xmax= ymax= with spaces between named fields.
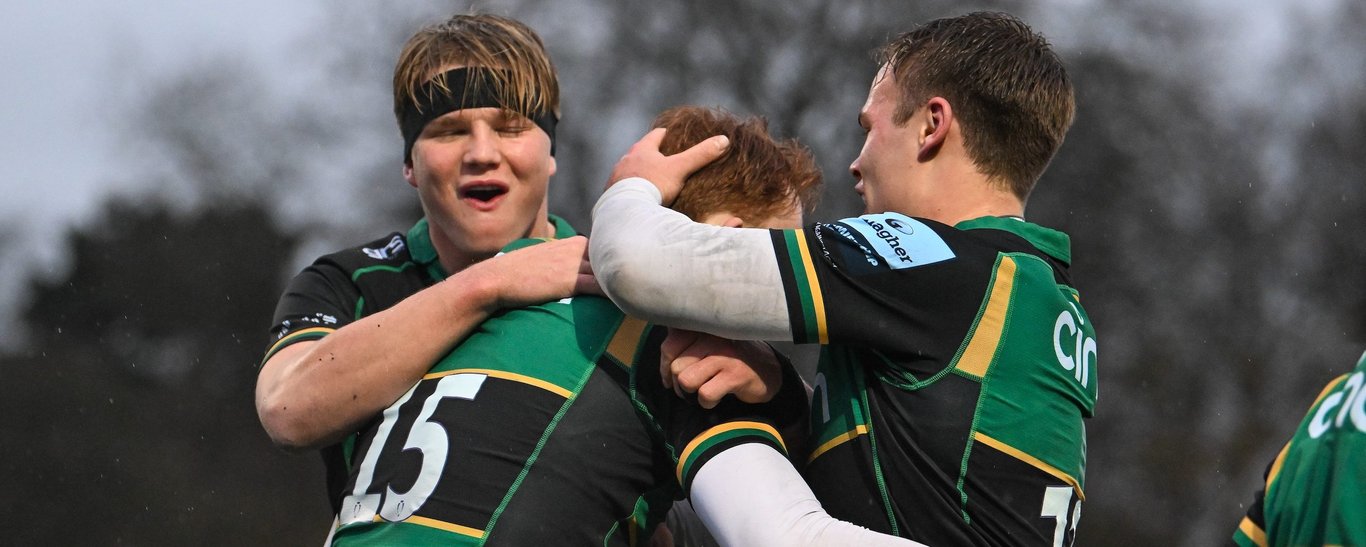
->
xmin=690 ymin=444 xmax=927 ymax=547
xmin=256 ymin=270 xmax=499 ymax=450
xmin=590 ymin=179 xmax=792 ymax=341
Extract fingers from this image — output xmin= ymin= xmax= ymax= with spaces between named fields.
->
xmin=671 ymin=134 xmax=730 ymax=174
xmin=634 ymin=127 xmax=668 ymax=151
xmin=576 ymin=242 xmax=602 ymax=296
xmin=675 ymin=358 xmax=730 ymax=409
xmin=660 ymin=328 xmax=701 ymax=390
xmin=486 ymin=236 xmax=593 ymax=308
xmin=605 ymin=129 xmax=729 ymax=202
xmin=576 ymin=273 xmax=603 ymax=297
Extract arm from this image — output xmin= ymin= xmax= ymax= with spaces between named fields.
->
xmin=255 ymin=236 xmax=595 ymax=451
xmin=590 ymin=179 xmax=792 ymax=341
xmin=690 ymin=444 xmax=928 ymax=547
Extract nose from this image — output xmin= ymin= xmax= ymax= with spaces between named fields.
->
xmin=849 ymin=157 xmax=862 ymax=183
xmin=463 ymin=124 xmax=501 ymax=166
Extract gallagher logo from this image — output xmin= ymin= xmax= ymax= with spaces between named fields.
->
xmin=837 ymin=213 xmax=954 ymax=270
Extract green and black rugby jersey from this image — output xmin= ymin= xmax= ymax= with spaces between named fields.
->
xmin=267 ymin=223 xmax=807 ymax=546
xmin=1232 ymin=350 xmax=1366 ymax=547
xmin=770 ymin=213 xmax=1098 ymax=546
xmin=264 ymin=215 xmax=578 ymax=517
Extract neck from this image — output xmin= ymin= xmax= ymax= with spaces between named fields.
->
xmin=946 ymin=189 xmax=1024 ymax=224
xmin=431 ymin=217 xmax=556 ymax=276
xmin=914 ymin=168 xmax=1024 ymax=226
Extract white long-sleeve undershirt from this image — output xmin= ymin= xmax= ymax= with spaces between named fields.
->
xmin=589 ymin=178 xmax=793 ymax=341
xmin=690 ymin=444 xmax=928 ymax=547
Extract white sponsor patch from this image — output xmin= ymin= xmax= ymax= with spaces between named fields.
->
xmin=363 ymin=235 xmax=406 ymax=260
xmin=837 ymin=213 xmax=954 ymax=269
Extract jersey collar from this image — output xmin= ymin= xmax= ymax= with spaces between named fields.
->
xmin=955 ymin=215 xmax=1072 ymax=265
xmin=405 ymin=214 xmax=578 ymax=281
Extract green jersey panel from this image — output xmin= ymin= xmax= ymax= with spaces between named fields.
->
xmin=1234 ymin=350 xmax=1366 ymax=547
xmin=772 ymin=213 xmax=1096 ymax=546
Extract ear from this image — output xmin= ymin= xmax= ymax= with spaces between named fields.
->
xmin=722 ymin=215 xmax=745 ymax=228
xmin=917 ymin=97 xmax=953 ymax=162
xmin=402 ymin=162 xmax=417 ymax=188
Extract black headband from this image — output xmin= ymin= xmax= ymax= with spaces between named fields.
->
xmin=399 ymin=67 xmax=558 ymax=162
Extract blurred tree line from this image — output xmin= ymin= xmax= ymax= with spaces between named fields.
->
xmin=1 ymin=1 xmax=1361 ymax=545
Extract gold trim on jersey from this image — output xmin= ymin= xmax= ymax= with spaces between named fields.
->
xmin=954 ymin=256 xmax=1016 ymax=378
xmin=395 ymin=514 xmax=485 ymax=539
xmin=806 ymin=424 xmax=869 ymax=464
xmin=793 ymin=230 xmax=829 ymax=344
xmin=424 ymin=368 xmax=573 ymax=399
xmin=1236 ymin=516 xmax=1267 ymax=547
xmin=264 ymin=326 xmax=334 ymax=356
xmin=974 ymin=432 xmax=1085 ymax=500
xmin=607 ymin=316 xmax=650 ymax=366
xmin=1267 ymin=373 xmax=1348 ymax=492
xmin=676 ymin=421 xmax=786 ymax=481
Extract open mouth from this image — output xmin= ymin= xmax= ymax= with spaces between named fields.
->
xmin=460 ymin=184 xmax=509 ymax=205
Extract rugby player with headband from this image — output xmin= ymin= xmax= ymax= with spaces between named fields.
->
xmin=256 ymin=13 xmax=791 ymax=544
xmin=256 ymin=12 xmax=595 ymax=529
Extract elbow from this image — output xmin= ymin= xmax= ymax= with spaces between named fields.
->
xmin=255 ymin=385 xmax=325 ymax=452
xmin=593 ymin=240 xmax=670 ymax=320
xmin=598 ymin=257 xmax=671 ymax=322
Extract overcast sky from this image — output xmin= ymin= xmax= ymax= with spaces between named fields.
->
xmin=0 ymin=1 xmax=326 ymax=344
xmin=0 ymin=0 xmax=1354 ymax=347
xmin=1 ymin=1 xmax=322 ymax=234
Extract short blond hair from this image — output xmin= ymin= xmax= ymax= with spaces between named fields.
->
xmin=392 ymin=14 xmax=560 ymax=132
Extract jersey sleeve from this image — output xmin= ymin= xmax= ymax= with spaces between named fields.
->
xmin=261 ymin=260 xmax=360 ymax=365
xmin=626 ymin=329 xmax=810 ymax=494
xmin=768 ymin=214 xmax=997 ymax=376
xmin=1232 ymin=465 xmax=1269 ymax=547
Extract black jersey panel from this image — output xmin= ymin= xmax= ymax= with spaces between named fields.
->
xmin=484 ymin=367 xmax=666 ymax=546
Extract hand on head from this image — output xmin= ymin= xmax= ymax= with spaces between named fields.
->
xmin=606 ymin=128 xmax=730 ymax=205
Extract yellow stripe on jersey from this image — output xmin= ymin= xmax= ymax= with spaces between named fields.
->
xmin=424 ymin=368 xmax=573 ymax=399
xmin=607 ymin=316 xmax=650 ymax=366
xmin=954 ymin=256 xmax=1016 ymax=378
xmin=806 ymin=424 xmax=869 ymax=464
xmin=793 ymin=230 xmax=829 ymax=344
xmin=1236 ymin=516 xmax=1267 ymax=547
xmin=264 ymin=326 xmax=334 ymax=357
xmin=1268 ymin=374 xmax=1348 ymax=491
xmin=676 ymin=421 xmax=786 ymax=481
xmin=975 ymin=432 xmax=1085 ymax=501
xmin=399 ymin=514 xmax=486 ymax=539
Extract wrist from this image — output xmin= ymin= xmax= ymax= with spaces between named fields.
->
xmin=445 ymin=262 xmax=503 ymax=317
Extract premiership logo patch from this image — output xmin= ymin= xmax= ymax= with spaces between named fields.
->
xmin=835 ymin=213 xmax=955 ymax=269
xmin=363 ymin=235 xmax=406 ymax=261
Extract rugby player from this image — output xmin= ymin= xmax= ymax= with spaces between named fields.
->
xmin=327 ymin=106 xmax=919 ymax=545
xmin=592 ymin=12 xmax=1096 ymax=545
xmin=255 ymin=15 xmax=599 ymax=520
xmin=1232 ymin=350 xmax=1366 ymax=546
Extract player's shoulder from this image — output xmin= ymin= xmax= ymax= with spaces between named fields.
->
xmin=312 ymin=231 xmax=414 ymax=274
xmin=805 ymin=212 xmax=957 ymax=271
